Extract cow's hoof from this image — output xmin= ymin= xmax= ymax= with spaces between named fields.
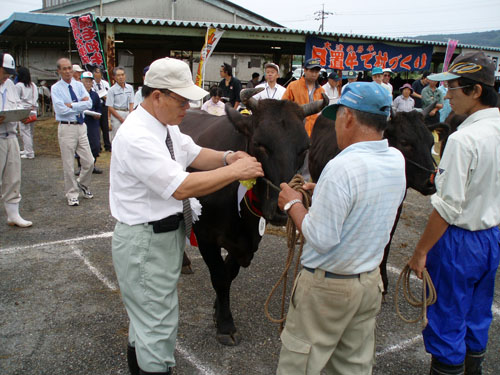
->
xmin=216 ymin=331 xmax=241 ymax=346
xmin=181 ymin=264 xmax=194 ymax=275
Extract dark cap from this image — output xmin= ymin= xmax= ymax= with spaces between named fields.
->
xmin=346 ymin=70 xmax=356 ymax=78
xmin=328 ymin=72 xmax=341 ymax=81
xmin=428 ymin=51 xmax=496 ymax=86
xmin=304 ymin=58 xmax=322 ymax=70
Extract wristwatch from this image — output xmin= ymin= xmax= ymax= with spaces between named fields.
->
xmin=284 ymin=199 xmax=302 ymax=213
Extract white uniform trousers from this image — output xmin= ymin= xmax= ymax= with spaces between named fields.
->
xmin=19 ymin=121 xmax=35 ymax=157
xmin=0 ymin=137 xmax=22 ymax=204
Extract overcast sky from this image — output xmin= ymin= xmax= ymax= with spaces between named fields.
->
xmin=1 ymin=0 xmax=499 ymax=37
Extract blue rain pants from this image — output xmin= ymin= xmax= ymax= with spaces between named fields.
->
xmin=423 ymin=225 xmax=500 ymax=365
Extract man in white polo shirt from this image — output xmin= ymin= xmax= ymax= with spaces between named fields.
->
xmin=253 ymin=63 xmax=286 ymax=100
xmin=276 ymin=82 xmax=406 ymax=374
xmin=110 ymin=57 xmax=264 ymax=375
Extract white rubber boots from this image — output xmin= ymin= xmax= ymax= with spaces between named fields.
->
xmin=4 ymin=202 xmax=32 ymax=227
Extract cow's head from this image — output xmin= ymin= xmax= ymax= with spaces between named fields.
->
xmin=385 ymin=110 xmax=439 ymax=195
xmin=225 ymin=88 xmax=328 ymax=225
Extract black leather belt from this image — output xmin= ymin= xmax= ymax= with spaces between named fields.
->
xmin=60 ymin=121 xmax=79 ymax=125
xmin=148 ymin=213 xmax=183 ymax=233
xmin=303 ymin=266 xmax=360 ymax=279
xmin=114 ymin=107 xmax=128 ymax=111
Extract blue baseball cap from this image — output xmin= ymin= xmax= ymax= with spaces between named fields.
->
xmin=372 ymin=67 xmax=383 ymax=75
xmin=322 ymin=82 xmax=392 ymax=120
xmin=304 ymin=58 xmax=322 ymax=69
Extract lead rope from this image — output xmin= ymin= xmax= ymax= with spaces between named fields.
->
xmin=264 ymin=174 xmax=312 ymax=333
xmin=394 ymin=265 xmax=437 ymax=328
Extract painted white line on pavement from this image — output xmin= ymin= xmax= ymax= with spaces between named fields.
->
xmin=0 ymin=231 xmax=113 ymax=254
xmin=376 ymin=335 xmax=422 ymax=357
xmin=176 ymin=345 xmax=218 ymax=375
xmin=71 ymin=245 xmax=118 ymax=291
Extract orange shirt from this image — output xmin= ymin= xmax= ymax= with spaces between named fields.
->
xmin=282 ymin=77 xmax=325 ymax=137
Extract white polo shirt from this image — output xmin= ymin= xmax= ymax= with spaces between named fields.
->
xmin=431 ymin=107 xmax=500 ymax=230
xmin=110 ymin=104 xmax=201 ymax=225
xmin=253 ymin=82 xmax=286 ymax=100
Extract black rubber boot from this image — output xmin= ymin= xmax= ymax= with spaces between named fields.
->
xmin=127 ymin=344 xmax=140 ymax=375
xmin=430 ymin=356 xmax=464 ymax=375
xmin=139 ymin=369 xmax=172 ymax=375
xmin=465 ymin=350 xmax=486 ymax=375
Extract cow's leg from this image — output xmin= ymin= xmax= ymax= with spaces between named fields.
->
xmin=379 ymin=203 xmax=403 ymax=300
xmin=198 ymin=242 xmax=240 ymax=346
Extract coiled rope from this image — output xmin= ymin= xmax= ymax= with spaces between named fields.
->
xmin=264 ymin=174 xmax=312 ymax=332
xmin=394 ymin=264 xmax=437 ymax=328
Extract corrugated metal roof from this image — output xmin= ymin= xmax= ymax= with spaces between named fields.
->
xmin=94 ymin=15 xmax=500 ymax=52
xmin=1 ymin=12 xmax=499 ymax=52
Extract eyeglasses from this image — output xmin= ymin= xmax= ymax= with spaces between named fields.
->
xmin=167 ymin=93 xmax=190 ymax=107
xmin=447 ymin=84 xmax=473 ymax=91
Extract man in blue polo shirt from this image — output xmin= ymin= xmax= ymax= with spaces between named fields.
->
xmin=276 ymin=82 xmax=406 ymax=374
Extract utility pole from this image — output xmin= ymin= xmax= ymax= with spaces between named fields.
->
xmin=314 ymin=4 xmax=333 ymax=32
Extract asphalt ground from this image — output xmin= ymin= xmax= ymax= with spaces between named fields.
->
xmin=1 ymin=152 xmax=500 ymax=375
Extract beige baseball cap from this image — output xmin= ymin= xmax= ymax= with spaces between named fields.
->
xmin=144 ymin=57 xmax=208 ymax=100
xmin=72 ymin=64 xmax=84 ymax=72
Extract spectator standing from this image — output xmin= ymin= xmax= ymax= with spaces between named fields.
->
xmin=51 ymin=58 xmax=94 ymax=206
xmin=382 ymin=68 xmax=394 ymax=95
xmin=371 ymin=67 xmax=384 ymax=85
xmin=341 ymin=70 xmax=357 ymax=93
xmin=81 ymin=71 xmax=103 ymax=174
xmin=276 ymin=82 xmax=405 ymax=374
xmin=38 ymin=80 xmax=51 ymax=114
xmin=72 ymin=64 xmax=83 ymax=81
xmin=421 ymin=79 xmax=444 ymax=124
xmin=411 ymin=71 xmax=430 ymax=108
xmin=110 ymin=57 xmax=263 ymax=375
xmin=92 ymin=67 xmax=111 ymax=151
xmin=201 ymin=86 xmax=225 ymax=116
xmin=253 ymin=63 xmax=286 ymax=100
xmin=219 ymin=63 xmax=242 ymax=109
xmin=408 ymin=51 xmax=500 ymax=375
xmin=438 ymin=81 xmax=452 ymax=122
xmin=282 ymin=58 xmax=325 ymax=136
xmin=322 ymin=72 xmax=342 ymax=105
xmin=392 ymin=83 xmax=415 ymax=113
xmin=133 ymin=65 xmax=150 ymax=110
xmin=246 ymin=72 xmax=260 ymax=88
xmin=106 ymin=66 xmax=134 ymax=141
xmin=15 ymin=67 xmax=38 ymax=159
xmin=0 ymin=53 xmax=32 ymax=227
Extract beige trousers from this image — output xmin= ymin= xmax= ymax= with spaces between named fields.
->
xmin=57 ymin=123 xmax=93 ymax=200
xmin=0 ymin=137 xmax=21 ymax=204
xmin=109 ymin=109 xmax=129 ymax=142
xmin=276 ymin=268 xmax=383 ymax=375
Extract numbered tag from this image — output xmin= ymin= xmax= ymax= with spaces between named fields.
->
xmin=258 ymin=217 xmax=266 ymax=236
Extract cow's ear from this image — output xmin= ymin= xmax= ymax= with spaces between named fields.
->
xmin=226 ymin=104 xmax=253 ymax=137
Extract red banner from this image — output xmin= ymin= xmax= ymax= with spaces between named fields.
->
xmin=69 ymin=13 xmax=106 ymax=73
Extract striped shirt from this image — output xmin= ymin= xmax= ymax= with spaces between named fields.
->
xmin=301 ymin=140 xmax=406 ymax=274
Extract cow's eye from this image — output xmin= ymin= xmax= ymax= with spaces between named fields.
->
xmin=400 ymin=140 xmax=412 ymax=149
xmin=253 ymin=142 xmax=268 ymax=155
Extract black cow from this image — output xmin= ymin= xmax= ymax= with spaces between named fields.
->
xmin=179 ymin=89 xmax=329 ymax=345
xmin=308 ymin=106 xmax=447 ymax=295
